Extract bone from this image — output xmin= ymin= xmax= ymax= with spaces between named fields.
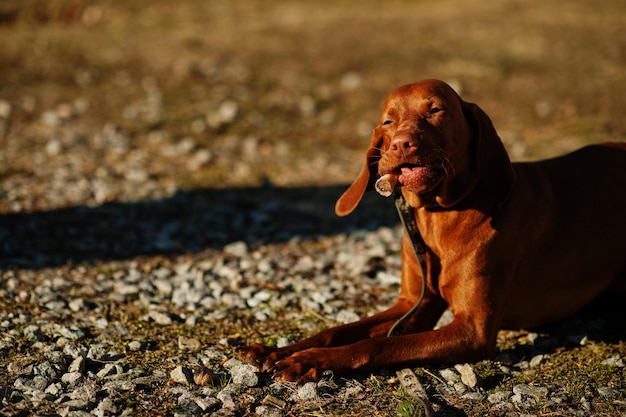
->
xmin=374 ymin=174 xmax=398 ymax=197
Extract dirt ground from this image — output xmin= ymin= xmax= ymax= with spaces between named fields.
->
xmin=1 ymin=1 xmax=625 ymax=416
xmin=2 ymin=0 xmax=626 ymax=196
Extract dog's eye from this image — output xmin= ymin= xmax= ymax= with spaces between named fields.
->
xmin=382 ymin=120 xmax=393 ymax=125
xmin=428 ymin=107 xmax=443 ymax=115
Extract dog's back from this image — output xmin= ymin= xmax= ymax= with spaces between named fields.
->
xmin=500 ymin=143 xmax=626 ymax=327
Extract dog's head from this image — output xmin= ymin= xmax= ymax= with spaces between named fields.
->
xmin=336 ymin=79 xmax=515 ymax=216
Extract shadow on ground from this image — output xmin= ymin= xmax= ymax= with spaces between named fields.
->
xmin=0 ymin=184 xmax=398 ymax=269
xmin=496 ymin=294 xmax=626 ymax=368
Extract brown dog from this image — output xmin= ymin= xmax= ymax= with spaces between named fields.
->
xmin=243 ymin=79 xmax=626 ymax=382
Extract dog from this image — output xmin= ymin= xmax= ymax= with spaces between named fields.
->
xmin=242 ymin=79 xmax=626 ymax=382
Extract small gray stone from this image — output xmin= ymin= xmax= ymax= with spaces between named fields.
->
xmin=34 ymin=361 xmax=62 ymax=380
xmin=177 ymin=394 xmax=204 ymax=415
xmin=96 ymin=363 xmax=123 ymax=379
xmin=230 ymin=364 xmax=259 ymax=387
xmin=57 ymin=326 xmax=86 ymax=341
xmin=192 ymin=396 xmax=221 ymax=412
xmin=94 ymin=397 xmax=118 ymax=417
xmin=0 ymin=99 xmax=11 ymax=118
xmin=255 ymin=405 xmax=284 ymax=417
xmin=597 ymin=387 xmax=619 ymax=398
xmin=127 ymin=340 xmax=143 ymax=351
xmin=68 ymin=298 xmax=85 ymax=312
xmin=45 ymin=382 xmax=63 ymax=397
xmin=147 ymin=310 xmax=172 ymax=325
xmin=58 ymin=398 xmax=90 ymax=411
xmin=69 ymin=384 xmax=97 ymax=404
xmin=335 ymin=310 xmax=359 ymax=324
xmin=222 ymin=358 xmax=244 ymax=370
xmin=31 ymin=375 xmax=50 ymax=391
xmin=513 ymin=383 xmax=548 ymax=399
xmin=61 ymin=372 xmax=83 ymax=385
xmin=276 ymin=337 xmax=291 ymax=349
xmin=63 ymin=343 xmax=88 ymax=359
xmin=295 ymin=382 xmax=317 ymax=401
xmin=511 ymin=393 xmax=524 ymax=405
xmin=68 ymin=356 xmax=85 ymax=373
xmin=457 ymin=363 xmax=478 ymax=388
xmin=439 ymin=368 xmax=460 ymax=384
xmin=461 ymin=392 xmax=484 ymax=401
xmin=103 ymin=380 xmax=136 ymax=392
xmin=217 ymin=383 xmax=244 ymax=410
xmin=223 ymin=241 xmax=248 ymax=257
xmin=13 ymin=377 xmax=33 ymax=392
xmin=454 ymin=381 xmax=467 ymax=393
xmin=178 ymin=336 xmax=201 ymax=351
xmin=601 ymin=355 xmax=624 ymax=367
xmin=8 ymin=363 xmax=34 ymax=377
xmin=87 ymin=343 xmax=109 ymax=361
xmin=170 ymin=366 xmax=194 ymax=384
xmin=487 ymin=390 xmax=511 ymax=404
xmin=203 ymin=346 xmax=227 ymax=361
xmin=24 ymin=325 xmax=44 ymax=342
xmin=113 ymin=282 xmax=139 ymax=295
xmin=529 ymin=354 xmax=544 ymax=368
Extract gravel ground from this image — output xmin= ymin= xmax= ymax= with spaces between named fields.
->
xmin=2 ymin=2 xmax=625 ymax=416
xmin=2 ymin=122 xmax=625 ymax=415
xmin=2 ymin=179 xmax=625 ymax=416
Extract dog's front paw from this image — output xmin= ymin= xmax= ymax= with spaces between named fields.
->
xmin=272 ymin=348 xmax=336 ymax=383
xmin=239 ymin=343 xmax=277 ymax=370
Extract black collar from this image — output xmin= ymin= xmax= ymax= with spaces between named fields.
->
xmin=387 ymin=191 xmax=429 ymax=337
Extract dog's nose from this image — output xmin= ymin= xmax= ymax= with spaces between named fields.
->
xmin=391 ymin=134 xmax=417 ymax=158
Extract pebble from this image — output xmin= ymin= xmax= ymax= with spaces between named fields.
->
xmin=68 ymin=357 xmax=85 ymax=373
xmin=601 ymin=355 xmax=624 ymax=367
xmin=57 ymin=326 xmax=86 ymax=341
xmin=127 ymin=341 xmax=143 ymax=351
xmin=487 ymin=391 xmax=510 ymax=404
xmin=193 ymin=396 xmax=221 ymax=412
xmin=456 ymin=363 xmax=478 ymax=388
xmin=61 ymin=372 xmax=83 ymax=385
xmin=223 ymin=241 xmax=248 ymax=258
xmin=513 ymin=384 xmax=548 ymax=397
xmin=178 ymin=336 xmax=202 ymax=351
xmin=217 ymin=383 xmax=244 ymax=410
xmin=96 ymin=363 xmax=123 ymax=379
xmin=229 ymin=364 xmax=259 ymax=387
xmin=439 ymin=368 xmax=459 ymax=384
xmin=512 ymin=383 xmax=549 ymax=407
xmin=461 ymin=392 xmax=484 ymax=401
xmin=294 ymin=382 xmax=318 ymax=401
xmin=0 ymin=99 xmax=11 ymax=118
xmin=529 ymin=354 xmax=544 ymax=368
xmin=336 ymin=309 xmax=360 ymax=324
xmin=597 ymin=387 xmax=619 ymax=398
xmin=170 ymin=366 xmax=194 ymax=385
xmin=255 ymin=405 xmax=284 ymax=417
xmin=147 ymin=310 xmax=173 ymax=325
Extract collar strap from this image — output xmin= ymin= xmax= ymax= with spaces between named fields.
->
xmin=387 ymin=191 xmax=429 ymax=337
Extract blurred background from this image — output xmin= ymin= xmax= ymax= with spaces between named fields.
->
xmin=1 ymin=0 xmax=625 ymax=214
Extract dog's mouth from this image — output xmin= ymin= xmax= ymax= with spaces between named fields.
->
xmin=376 ymin=163 xmax=445 ymax=197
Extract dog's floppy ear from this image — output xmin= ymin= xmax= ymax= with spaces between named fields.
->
xmin=335 ymin=127 xmax=383 ymax=216
xmin=462 ymin=101 xmax=516 ymax=201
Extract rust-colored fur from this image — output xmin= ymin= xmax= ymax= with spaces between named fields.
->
xmin=242 ymin=79 xmax=626 ymax=382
